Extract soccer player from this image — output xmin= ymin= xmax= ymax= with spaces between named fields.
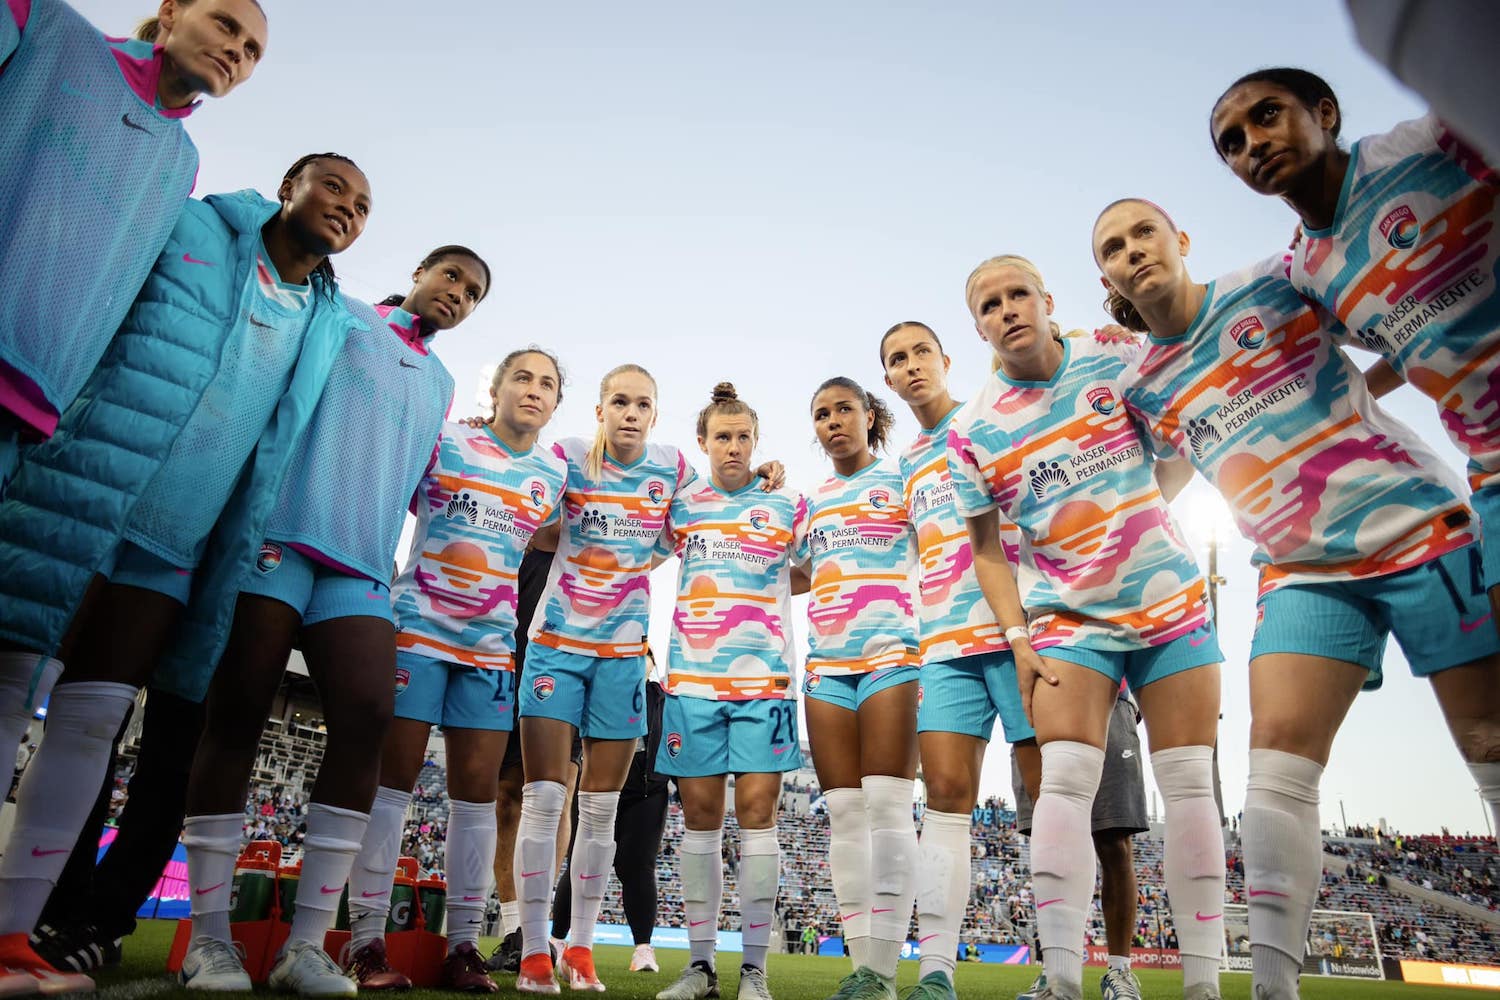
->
xmin=1209 ymin=69 xmax=1500 ymax=654
xmin=800 ymin=377 xmax=919 ymax=1000
xmin=340 ymin=347 xmax=568 ymax=995
xmin=948 ymin=255 xmax=1225 ymax=1000
xmin=512 ymin=365 xmax=782 ymax=994
xmin=0 ymin=153 xmax=371 ymax=995
xmin=878 ymin=322 xmax=1033 ymax=1000
xmin=173 ymin=247 xmax=491 ymax=995
xmin=0 ymin=0 xmax=268 ymax=498
xmin=650 ymin=383 xmax=807 ymax=1000
xmin=1092 ymin=198 xmax=1500 ymax=999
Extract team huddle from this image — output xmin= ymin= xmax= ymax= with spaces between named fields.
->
xmin=1 ymin=3 xmax=1499 ymax=1000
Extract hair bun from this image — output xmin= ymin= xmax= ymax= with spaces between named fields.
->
xmin=711 ymin=382 xmax=738 ymax=404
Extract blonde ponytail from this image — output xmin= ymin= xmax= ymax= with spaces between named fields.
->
xmin=135 ymin=15 xmax=163 ymax=41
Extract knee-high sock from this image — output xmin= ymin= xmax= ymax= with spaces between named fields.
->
xmin=915 ymin=809 xmax=970 ymax=982
xmin=515 ymin=781 xmax=566 ymax=960
xmin=824 ymin=786 xmax=872 ymax=971
xmin=183 ymin=813 xmax=243 ymax=945
xmin=1153 ymin=745 xmax=1225 ymax=990
xmin=738 ymin=826 xmax=779 ymax=970
xmin=680 ymin=827 xmax=723 ymax=968
xmin=0 ymin=681 xmax=135 ymax=936
xmin=568 ymin=791 xmax=620 ymax=950
xmin=445 ymin=799 xmax=498 ymax=952
xmin=1243 ymin=749 xmax=1323 ymax=1000
xmin=1030 ymin=741 xmax=1103 ymax=998
xmin=1468 ymin=762 xmax=1500 ymax=841
xmin=347 ymin=785 xmax=412 ymax=949
xmin=862 ymin=775 xmax=917 ymax=980
xmin=0 ymin=653 xmax=61 ymax=765
xmin=288 ymin=803 xmax=369 ymax=947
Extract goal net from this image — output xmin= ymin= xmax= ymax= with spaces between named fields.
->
xmin=1221 ymin=904 xmax=1384 ymax=980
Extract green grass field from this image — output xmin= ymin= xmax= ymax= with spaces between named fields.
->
xmin=90 ymin=920 xmax=1484 ymax=1000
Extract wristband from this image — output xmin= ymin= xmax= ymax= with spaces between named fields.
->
xmin=1004 ymin=625 xmax=1031 ymax=646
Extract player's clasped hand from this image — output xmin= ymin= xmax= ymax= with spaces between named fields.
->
xmin=1013 ymin=639 xmax=1058 ymax=729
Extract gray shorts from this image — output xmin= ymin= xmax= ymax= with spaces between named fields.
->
xmin=1011 ymin=696 xmax=1148 ymax=837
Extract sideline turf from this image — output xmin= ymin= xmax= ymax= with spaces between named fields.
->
xmin=91 ymin=919 xmax=1481 ymax=999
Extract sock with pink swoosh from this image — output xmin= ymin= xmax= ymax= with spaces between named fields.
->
xmin=288 ymin=802 xmax=370 ymax=947
xmin=444 ymin=799 xmax=498 ymax=953
xmin=1032 ymin=740 xmax=1104 ymax=998
xmin=863 ymin=774 xmax=917 ymax=980
xmin=1243 ymin=748 xmax=1323 ymax=999
xmin=1153 ymin=744 xmax=1225 ymax=991
xmin=738 ymin=826 xmax=779 ymax=970
xmin=183 ymin=813 xmax=244 ymax=945
xmin=568 ymin=790 xmax=620 ymax=950
xmin=914 ymin=808 xmax=970 ymax=982
xmin=347 ymin=785 xmax=412 ymax=950
xmin=681 ymin=826 xmax=724 ymax=968
xmin=824 ymin=786 xmax=872 ymax=971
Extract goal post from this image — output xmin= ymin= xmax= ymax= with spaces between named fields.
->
xmin=1221 ymin=904 xmax=1384 ymax=980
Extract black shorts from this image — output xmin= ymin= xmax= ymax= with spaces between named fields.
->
xmin=1011 ymin=696 xmax=1148 ymax=837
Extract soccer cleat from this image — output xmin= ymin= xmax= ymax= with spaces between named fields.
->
xmin=440 ymin=942 xmax=499 ymax=993
xmin=485 ymin=928 xmax=523 ymax=973
xmin=630 ymin=943 xmax=659 ymax=973
xmin=1015 ymin=971 xmax=1047 ymax=1000
xmin=824 ymin=968 xmax=875 ymax=1000
xmin=841 ymin=968 xmax=897 ymax=1000
xmin=179 ymin=937 xmax=253 ymax=992
xmin=1026 ymin=987 xmax=1081 ymax=1000
xmin=268 ymin=939 xmax=358 ymax=997
xmin=1183 ymin=985 xmax=1222 ymax=1000
xmin=898 ymin=971 xmax=956 ymax=1000
xmin=655 ymin=961 xmax=717 ymax=1000
xmin=736 ymin=965 xmax=773 ymax=1000
xmin=1099 ymin=968 xmax=1143 ymax=1000
xmin=517 ymin=953 xmax=561 ymax=995
xmin=341 ymin=937 xmax=411 ymax=991
xmin=0 ymin=932 xmax=94 ymax=997
xmin=30 ymin=922 xmax=122 ymax=974
xmin=558 ymin=946 xmax=606 ymax=992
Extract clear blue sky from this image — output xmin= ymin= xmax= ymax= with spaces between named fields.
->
xmin=76 ymin=0 xmax=1488 ymax=834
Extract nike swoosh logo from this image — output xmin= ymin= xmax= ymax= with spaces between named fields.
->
xmin=121 ymin=113 xmax=154 ymax=136
xmin=361 ymin=890 xmax=383 ymax=898
xmin=918 ymin=934 xmax=939 ymax=945
xmin=872 ymin=908 xmax=893 ymax=914
xmin=521 ymin=870 xmax=547 ymax=878
xmin=1461 ymin=614 xmax=1493 ymax=633
xmin=463 ymin=895 xmax=483 ymax=901
xmin=580 ymin=873 xmax=604 ymax=880
xmin=319 ymin=884 xmax=341 ymax=895
xmin=1195 ymin=912 xmax=1221 ymax=922
xmin=1036 ymin=898 xmax=1063 ymax=909
xmin=399 ymin=358 xmax=419 ymax=368
xmin=182 ymin=253 xmax=214 ymax=267
xmin=31 ymin=847 xmax=69 ymax=857
xmin=772 ymin=745 xmax=789 ymax=755
xmin=1188 ymin=631 xmax=1209 ymax=647
xmin=840 ymin=912 xmax=863 ymax=921
xmin=1248 ymin=889 xmax=1290 ymax=899
xmin=690 ymin=919 xmax=711 ymax=927
xmin=196 ymin=882 xmax=225 ymax=895
xmin=748 ymin=923 xmax=768 ymax=930
xmin=248 ymin=316 xmax=276 ymax=330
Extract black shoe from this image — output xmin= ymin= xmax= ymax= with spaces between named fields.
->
xmin=484 ymin=928 xmax=523 ymax=974
xmin=31 ymin=922 xmax=123 ymax=974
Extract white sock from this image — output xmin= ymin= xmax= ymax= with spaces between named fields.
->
xmin=445 ymin=799 xmax=498 ymax=953
xmin=738 ymin=826 xmax=779 ymax=970
xmin=1107 ymin=954 xmax=1131 ymax=972
xmin=0 ymin=680 xmax=135 ymax=936
xmin=515 ymin=781 xmax=566 ymax=959
xmin=1468 ymin=761 xmax=1500 ymax=841
xmin=915 ymin=809 xmax=969 ymax=981
xmin=1031 ymin=741 xmax=1103 ymax=998
xmin=862 ymin=775 xmax=916 ymax=980
xmin=0 ymin=653 xmax=61 ymax=759
xmin=348 ymin=785 xmax=411 ymax=948
xmin=681 ymin=827 xmax=724 ymax=969
xmin=501 ymin=899 xmax=521 ymax=936
xmin=1243 ymin=749 xmax=1323 ymax=999
xmin=184 ymin=813 xmax=243 ymax=944
xmin=288 ymin=802 xmax=369 ymax=946
xmin=1153 ymin=745 xmax=1225 ymax=991
xmin=569 ymin=790 xmax=619 ymax=950
xmin=824 ymin=786 xmax=872 ymax=971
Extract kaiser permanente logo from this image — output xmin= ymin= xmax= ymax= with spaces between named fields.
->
xmin=1378 ymin=205 xmax=1419 ymax=250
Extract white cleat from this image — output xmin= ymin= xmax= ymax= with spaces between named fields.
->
xmin=630 ymin=944 xmax=659 ymax=973
xmin=180 ymin=937 xmax=253 ymax=992
xmin=268 ymin=940 xmax=358 ymax=997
